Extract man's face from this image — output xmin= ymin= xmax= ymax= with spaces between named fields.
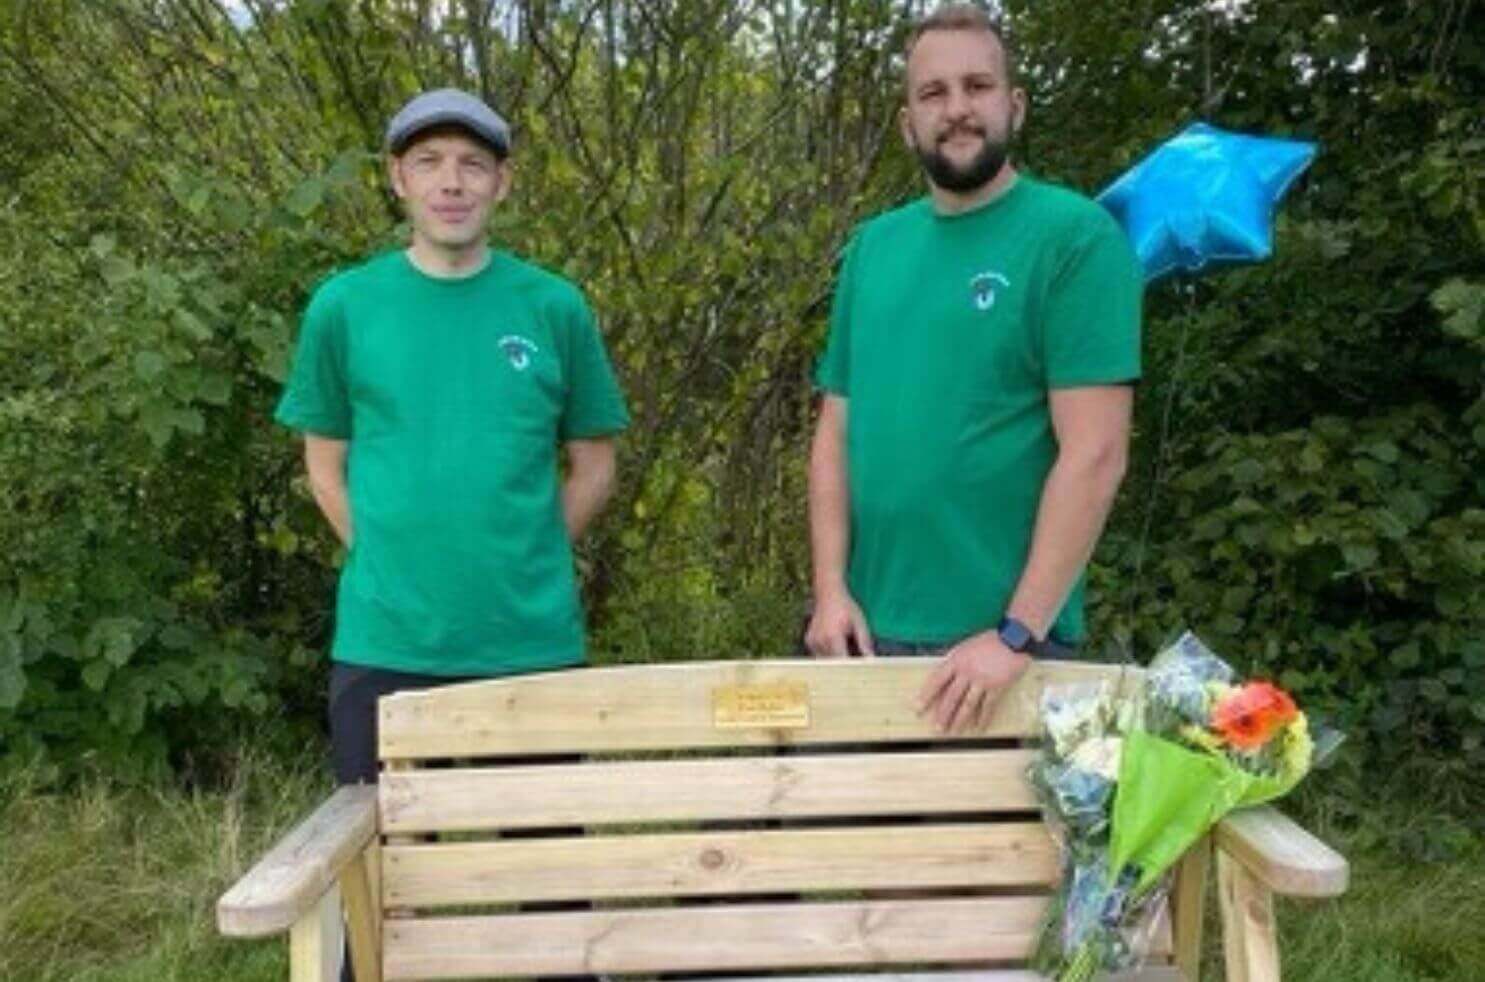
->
xmin=388 ymin=128 xmax=509 ymax=251
xmin=901 ymin=29 xmax=1026 ymax=194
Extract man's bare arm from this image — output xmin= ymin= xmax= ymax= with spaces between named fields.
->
xmin=1003 ymin=384 xmax=1133 ymax=635
xmin=918 ymin=384 xmax=1133 ymax=732
xmin=805 ymin=395 xmax=875 ymax=658
xmin=304 ymin=435 xmax=351 ymax=545
xmin=562 ymin=437 xmax=618 ymax=541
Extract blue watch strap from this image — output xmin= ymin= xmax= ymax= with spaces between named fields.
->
xmin=997 ymin=617 xmax=1036 ymax=653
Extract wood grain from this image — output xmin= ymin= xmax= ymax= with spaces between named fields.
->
xmin=218 ymin=785 xmax=376 ymax=937
xmin=379 ymin=749 xmax=1038 ymax=833
xmin=378 ymin=659 xmax=1142 ymax=759
xmin=382 ymin=822 xmax=1059 ymax=906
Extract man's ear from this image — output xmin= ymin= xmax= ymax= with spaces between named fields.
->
xmin=1010 ymin=88 xmax=1028 ymax=137
xmin=492 ymin=158 xmax=514 ymax=204
xmin=386 ymin=154 xmax=408 ymax=200
xmin=899 ymin=105 xmax=917 ymax=153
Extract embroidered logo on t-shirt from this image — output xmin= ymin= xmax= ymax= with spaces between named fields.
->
xmin=970 ymin=271 xmax=1010 ymax=311
xmin=499 ymin=335 xmax=538 ymax=371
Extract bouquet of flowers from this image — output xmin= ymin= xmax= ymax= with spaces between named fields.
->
xmin=1027 ymin=632 xmax=1338 ymax=982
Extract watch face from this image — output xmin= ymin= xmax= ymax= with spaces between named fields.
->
xmin=999 ymin=618 xmax=1034 ymax=652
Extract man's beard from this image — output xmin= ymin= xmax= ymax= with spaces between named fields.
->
xmin=914 ymin=125 xmax=1011 ymax=193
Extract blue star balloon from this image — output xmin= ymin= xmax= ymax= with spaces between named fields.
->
xmin=1098 ymin=122 xmax=1317 ymax=282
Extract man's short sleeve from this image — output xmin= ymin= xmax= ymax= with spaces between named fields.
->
xmin=274 ymin=283 xmax=352 ymax=438
xmin=1042 ymin=216 xmax=1143 ymax=389
xmin=559 ymin=294 xmax=630 ymax=441
xmin=813 ymin=235 xmax=860 ymax=396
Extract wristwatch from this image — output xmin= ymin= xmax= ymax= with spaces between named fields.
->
xmin=997 ymin=616 xmax=1037 ymax=653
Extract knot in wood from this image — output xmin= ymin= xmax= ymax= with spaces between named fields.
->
xmin=699 ymin=847 xmax=728 ymax=870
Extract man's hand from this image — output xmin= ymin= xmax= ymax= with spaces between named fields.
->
xmin=804 ymin=588 xmax=876 ymax=659
xmin=304 ymin=435 xmax=351 ymax=546
xmin=916 ymin=631 xmax=1031 ymax=734
xmin=561 ymin=437 xmax=618 ymax=541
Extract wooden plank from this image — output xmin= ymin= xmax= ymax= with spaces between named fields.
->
xmin=382 ymin=822 xmax=1059 ymax=906
xmin=379 ymin=659 xmax=1141 ymax=759
xmin=1214 ymin=805 xmax=1348 ymax=898
xmin=1171 ymin=835 xmax=1210 ymax=981
xmin=1217 ymin=851 xmax=1280 ymax=982
xmin=382 ymin=760 xmax=417 ymax=924
xmin=340 ymin=840 xmax=381 ymax=982
xmin=289 ymin=883 xmax=342 ymax=982
xmin=380 ymin=749 xmax=1038 ymax=833
xmin=218 ymin=785 xmax=377 ymax=937
xmin=381 ymin=897 xmax=1051 ymax=979
xmin=679 ymin=972 xmax=1183 ymax=982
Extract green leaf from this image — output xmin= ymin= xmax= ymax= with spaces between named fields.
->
xmin=326 ymin=149 xmax=369 ymax=186
xmin=284 ymin=176 xmax=326 ymax=218
xmin=196 ymin=372 xmax=232 ymax=406
xmin=173 ymin=308 xmax=212 ymax=341
xmin=1370 ymin=509 xmax=1409 ymax=540
xmin=171 ymin=408 xmax=206 ymax=436
xmin=1431 ymin=278 xmax=1485 ymax=342
xmin=1436 ymin=586 xmax=1468 ymax=618
xmin=99 ymin=253 xmax=135 ymax=286
xmin=139 ymin=404 xmax=174 ymax=447
xmin=1231 ymin=458 xmax=1265 ymax=486
xmin=1341 ymin=543 xmax=1379 ymax=570
xmin=0 ymin=634 xmax=25 ymax=709
xmin=158 ymin=625 xmax=194 ymax=650
xmin=1297 ymin=443 xmax=1325 ymax=473
xmin=85 ymin=617 xmax=142 ymax=667
xmin=1390 ymin=642 xmax=1421 ymax=670
xmin=1360 ymin=441 xmax=1399 ymax=463
xmin=134 ymin=350 xmax=167 ymax=382
xmin=185 ymin=184 xmax=211 ymax=217
xmin=81 ymin=659 xmax=111 ymax=691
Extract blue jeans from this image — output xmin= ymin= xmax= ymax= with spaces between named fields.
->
xmin=873 ymin=634 xmax=1084 ymax=660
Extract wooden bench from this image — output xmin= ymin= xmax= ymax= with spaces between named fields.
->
xmin=217 ymin=659 xmax=1348 ymax=982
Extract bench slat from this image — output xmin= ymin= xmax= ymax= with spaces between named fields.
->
xmin=378 ymin=659 xmax=1140 ymax=759
xmin=382 ymin=822 xmax=1059 ymax=906
xmin=381 ymin=897 xmax=1051 ymax=979
xmin=682 ymin=973 xmax=1183 ymax=982
xmin=380 ymin=750 xmax=1038 ymax=833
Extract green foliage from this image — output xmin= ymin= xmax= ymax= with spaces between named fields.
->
xmin=1 ymin=0 xmax=1482 ymax=777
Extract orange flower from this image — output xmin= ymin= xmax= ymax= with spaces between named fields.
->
xmin=1212 ymin=682 xmax=1299 ymax=751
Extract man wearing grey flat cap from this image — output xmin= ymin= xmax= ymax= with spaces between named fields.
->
xmin=276 ymin=89 xmax=630 ymax=802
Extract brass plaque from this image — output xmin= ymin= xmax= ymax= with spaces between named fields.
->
xmin=712 ymin=681 xmax=811 ymax=729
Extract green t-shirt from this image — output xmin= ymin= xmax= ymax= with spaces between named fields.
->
xmin=275 ymin=249 xmax=630 ymax=676
xmin=815 ymin=176 xmax=1142 ymax=644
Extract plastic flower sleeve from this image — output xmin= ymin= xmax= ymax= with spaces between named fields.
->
xmin=1026 ymin=678 xmax=1170 ymax=980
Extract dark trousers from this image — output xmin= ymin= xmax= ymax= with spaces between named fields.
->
xmin=328 ymin=662 xmax=479 ymax=785
xmin=329 ymin=663 xmax=477 ymax=981
xmin=871 ymin=634 xmax=1082 ymax=659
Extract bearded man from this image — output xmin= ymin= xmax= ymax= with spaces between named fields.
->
xmin=804 ymin=5 xmax=1143 ymax=734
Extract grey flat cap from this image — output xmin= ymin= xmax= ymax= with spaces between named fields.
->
xmin=385 ymin=88 xmax=512 ymax=157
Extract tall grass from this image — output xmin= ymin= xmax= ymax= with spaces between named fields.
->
xmin=0 ymin=750 xmax=324 ymax=982
xmin=1 ymin=746 xmax=1481 ymax=981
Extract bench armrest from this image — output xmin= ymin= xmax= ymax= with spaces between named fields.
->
xmin=217 ymin=784 xmax=378 ymax=937
xmin=1213 ymin=804 xmax=1348 ymax=898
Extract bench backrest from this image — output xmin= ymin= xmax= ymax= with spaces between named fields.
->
xmin=375 ymin=658 xmax=1151 ymax=980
